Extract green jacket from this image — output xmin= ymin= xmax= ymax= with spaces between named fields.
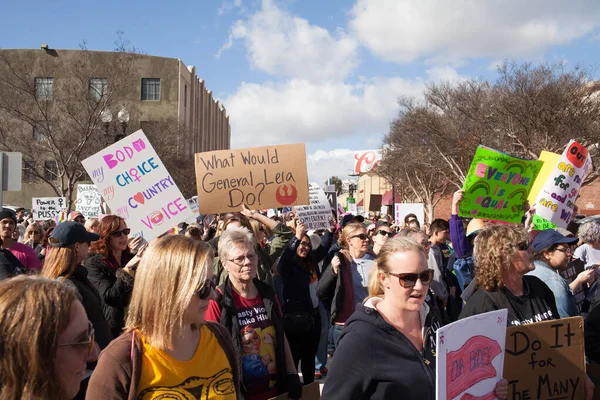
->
xmin=212 ymin=222 xmax=294 ymax=289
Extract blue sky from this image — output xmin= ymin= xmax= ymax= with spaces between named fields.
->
xmin=3 ymin=0 xmax=600 ymax=184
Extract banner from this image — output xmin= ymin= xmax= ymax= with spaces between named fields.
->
xmin=32 ymin=197 xmax=66 ymax=220
xmin=460 ymin=146 xmax=542 ymax=223
xmin=436 ymin=309 xmax=507 ymax=400
xmin=353 ymin=150 xmax=382 ymax=174
xmin=194 ymin=144 xmax=309 ymax=215
xmin=504 ymin=317 xmax=585 ymax=400
xmin=81 ymin=130 xmax=193 ymax=241
xmin=75 ymin=184 xmax=101 ymax=219
xmin=295 ymin=183 xmax=333 ymax=230
xmin=533 ymin=140 xmax=592 ymax=229
xmin=394 ymin=203 xmax=425 ymax=226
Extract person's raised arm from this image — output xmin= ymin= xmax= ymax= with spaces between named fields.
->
xmin=449 ymin=189 xmax=472 ymax=258
xmin=241 ymin=204 xmax=278 ymax=231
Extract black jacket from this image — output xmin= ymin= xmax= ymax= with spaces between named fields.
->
xmin=215 ymin=278 xmax=289 ymax=399
xmin=278 ymin=231 xmax=332 ymax=314
xmin=70 ymin=264 xmax=113 ymax=350
xmin=585 ymin=291 xmax=600 ymax=363
xmin=84 ymin=253 xmax=134 ymax=338
xmin=0 ymin=248 xmax=27 ymax=280
xmin=321 ymin=300 xmax=439 ymax=400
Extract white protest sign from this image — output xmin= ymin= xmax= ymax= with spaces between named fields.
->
xmin=185 ymin=196 xmax=199 ymax=224
xmin=348 ymin=202 xmax=357 ymax=214
xmin=533 ymin=140 xmax=592 ymax=229
xmin=296 ymin=183 xmax=333 ymax=230
xmin=394 ymin=203 xmax=425 ymax=226
xmin=81 ymin=130 xmax=193 ymax=241
xmin=75 ymin=184 xmax=101 ymax=219
xmin=436 ymin=309 xmax=508 ymax=400
xmin=32 ymin=197 xmax=66 ymax=220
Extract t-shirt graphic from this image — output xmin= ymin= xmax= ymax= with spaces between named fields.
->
xmin=233 ymin=291 xmax=278 ymax=400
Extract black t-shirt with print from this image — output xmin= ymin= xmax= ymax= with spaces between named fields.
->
xmin=459 ymin=275 xmax=559 ymax=326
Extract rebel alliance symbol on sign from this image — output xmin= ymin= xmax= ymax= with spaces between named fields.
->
xmin=275 ymin=184 xmax=298 ymax=205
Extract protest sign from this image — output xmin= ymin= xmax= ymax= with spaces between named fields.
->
xmin=528 ymin=151 xmax=561 ymax=203
xmin=194 ymin=144 xmax=309 ymax=215
xmin=533 ymin=140 xmax=592 ymax=229
xmin=353 ymin=150 xmax=382 ymax=174
xmin=504 ymin=317 xmax=585 ymax=400
xmin=560 ymin=258 xmax=587 ymax=316
xmin=32 ymin=197 xmax=66 ymax=220
xmin=436 ymin=309 xmax=507 ymax=400
xmin=81 ymin=129 xmax=193 ymax=241
xmin=394 ymin=203 xmax=424 ymax=226
xmin=75 ymin=184 xmax=101 ymax=219
xmin=185 ymin=196 xmax=199 ymax=223
xmin=324 ymin=190 xmax=337 ymax=213
xmin=460 ymin=146 xmax=542 ymax=223
xmin=348 ymin=202 xmax=357 ymax=214
xmin=295 ymin=183 xmax=333 ymax=230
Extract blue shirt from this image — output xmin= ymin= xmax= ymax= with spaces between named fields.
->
xmin=527 ymin=260 xmax=576 ymax=318
xmin=351 ymin=254 xmax=375 ymax=307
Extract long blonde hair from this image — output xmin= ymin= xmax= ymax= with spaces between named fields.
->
xmin=125 ymin=235 xmax=213 ymax=350
xmin=367 ymin=237 xmax=425 ymax=298
xmin=41 ymin=246 xmax=78 ymax=279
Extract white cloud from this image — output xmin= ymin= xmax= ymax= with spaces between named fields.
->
xmin=225 ymin=76 xmax=426 ymax=149
xmin=307 ymin=149 xmax=356 ymax=185
xmin=217 ymin=0 xmax=359 ymax=81
xmin=217 ymin=0 xmax=244 ymax=16
xmin=349 ymin=0 xmax=600 ymax=63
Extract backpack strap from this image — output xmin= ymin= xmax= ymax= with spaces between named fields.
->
xmin=482 ymin=287 xmax=523 ymax=324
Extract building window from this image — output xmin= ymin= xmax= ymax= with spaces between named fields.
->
xmin=141 ymin=78 xmax=160 ymax=100
xmin=44 ymin=160 xmax=58 ymax=181
xmin=89 ymin=78 xmax=108 ymax=101
xmin=32 ymin=122 xmax=51 ymax=141
xmin=35 ymin=77 xmax=53 ymax=100
xmin=184 ymin=85 xmax=188 ymax=107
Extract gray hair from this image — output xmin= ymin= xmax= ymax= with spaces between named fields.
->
xmin=218 ymin=226 xmax=255 ymax=261
xmin=579 ymin=220 xmax=600 ymax=244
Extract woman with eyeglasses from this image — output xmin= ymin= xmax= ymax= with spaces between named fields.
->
xmin=277 ymin=220 xmax=333 ymax=384
xmin=84 ymin=215 xmax=142 ymax=338
xmin=205 ymin=226 xmax=302 ymax=400
xmin=316 ymin=222 xmax=375 ymax=352
xmin=24 ymin=222 xmax=46 ymax=261
xmin=87 ymin=235 xmax=241 ymax=399
xmin=0 ymin=275 xmax=99 ymax=399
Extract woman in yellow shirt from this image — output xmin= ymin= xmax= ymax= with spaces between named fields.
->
xmin=87 ymin=235 xmax=240 ymax=400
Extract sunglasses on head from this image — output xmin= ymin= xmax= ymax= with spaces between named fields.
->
xmin=517 ymin=241 xmax=529 ymax=251
xmin=387 ymin=270 xmax=434 ymax=288
xmin=377 ymin=230 xmax=391 ymax=237
xmin=351 ymin=233 xmax=369 ymax=241
xmin=198 ymin=276 xmax=218 ymax=300
xmin=110 ymin=228 xmax=131 ymax=237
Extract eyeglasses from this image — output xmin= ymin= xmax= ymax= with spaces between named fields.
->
xmin=351 ymin=234 xmax=369 ymax=241
xmin=198 ymin=276 xmax=218 ymax=300
xmin=517 ymin=241 xmax=530 ymax=251
xmin=110 ymin=228 xmax=131 ymax=237
xmin=377 ymin=230 xmax=391 ymax=237
xmin=554 ymin=247 xmax=572 ymax=254
xmin=227 ymin=253 xmax=258 ymax=266
xmin=387 ymin=270 xmax=434 ymax=288
xmin=58 ymin=321 xmax=95 ymax=356
xmin=299 ymin=242 xmax=312 ymax=248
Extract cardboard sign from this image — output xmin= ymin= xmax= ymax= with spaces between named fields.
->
xmin=436 ymin=309 xmax=508 ymax=400
xmin=296 ymin=183 xmax=333 ymax=230
xmin=269 ymin=381 xmax=320 ymax=400
xmin=504 ymin=317 xmax=585 ymax=400
xmin=81 ymin=130 xmax=193 ymax=241
xmin=394 ymin=203 xmax=425 ymax=226
xmin=533 ymin=140 xmax=592 ymax=229
xmin=75 ymin=184 xmax=101 ymax=219
xmin=353 ymin=150 xmax=382 ymax=174
xmin=460 ymin=146 xmax=542 ymax=223
xmin=194 ymin=144 xmax=309 ymax=215
xmin=32 ymin=197 xmax=66 ymax=220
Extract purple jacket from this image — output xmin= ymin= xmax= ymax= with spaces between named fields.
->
xmin=450 ymin=214 xmax=472 ymax=258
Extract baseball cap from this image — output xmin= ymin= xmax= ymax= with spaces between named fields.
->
xmin=49 ymin=221 xmax=100 ymax=247
xmin=531 ymin=229 xmax=578 ymax=253
xmin=341 ymin=214 xmax=365 ymax=228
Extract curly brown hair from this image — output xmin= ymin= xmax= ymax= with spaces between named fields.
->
xmin=474 ymin=224 xmax=528 ymax=291
xmin=89 ymin=215 xmax=130 ymax=258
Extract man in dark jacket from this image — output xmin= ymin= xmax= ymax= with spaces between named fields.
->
xmin=0 ymin=237 xmax=27 ymax=280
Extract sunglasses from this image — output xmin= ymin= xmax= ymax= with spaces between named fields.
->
xmin=387 ymin=270 xmax=434 ymax=288
xmin=377 ymin=230 xmax=391 ymax=237
xmin=351 ymin=234 xmax=369 ymax=241
xmin=517 ymin=241 xmax=529 ymax=251
xmin=58 ymin=320 xmax=95 ymax=356
xmin=110 ymin=228 xmax=131 ymax=237
xmin=198 ymin=276 xmax=218 ymax=300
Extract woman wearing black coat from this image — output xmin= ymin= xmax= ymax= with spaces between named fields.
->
xmin=278 ymin=221 xmax=333 ymax=384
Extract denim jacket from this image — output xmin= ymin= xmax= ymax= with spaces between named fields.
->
xmin=527 ymin=260 xmax=576 ymax=318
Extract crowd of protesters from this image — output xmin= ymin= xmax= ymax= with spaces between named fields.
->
xmin=2 ymin=189 xmax=600 ymax=399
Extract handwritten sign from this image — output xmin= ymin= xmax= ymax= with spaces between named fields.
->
xmin=436 ymin=309 xmax=507 ymax=400
xmin=460 ymin=146 xmax=542 ymax=223
xmin=194 ymin=144 xmax=309 ymax=215
xmin=504 ymin=317 xmax=585 ymax=400
xmin=533 ymin=141 xmax=592 ymax=229
xmin=353 ymin=150 xmax=382 ymax=174
xmin=81 ymin=130 xmax=193 ymax=241
xmin=295 ymin=183 xmax=333 ymax=230
xmin=32 ymin=197 xmax=66 ymax=220
xmin=528 ymin=151 xmax=561 ymax=203
xmin=75 ymin=184 xmax=101 ymax=219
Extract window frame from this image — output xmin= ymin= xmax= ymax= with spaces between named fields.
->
xmin=141 ymin=78 xmax=161 ymax=101
xmin=35 ymin=77 xmax=53 ymax=101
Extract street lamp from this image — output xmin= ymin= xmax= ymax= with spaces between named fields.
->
xmin=116 ymin=107 xmax=130 ymax=142
xmin=100 ymin=107 xmax=129 ymax=143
